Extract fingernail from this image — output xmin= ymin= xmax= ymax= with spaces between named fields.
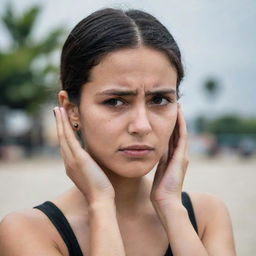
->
xmin=60 ymin=107 xmax=65 ymax=114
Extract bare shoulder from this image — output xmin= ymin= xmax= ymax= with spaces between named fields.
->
xmin=188 ymin=191 xmax=236 ymax=255
xmin=0 ymin=187 xmax=88 ymax=256
xmin=188 ymin=191 xmax=228 ymax=216
xmin=188 ymin=191 xmax=231 ymax=227
xmin=183 ymin=191 xmax=221 ymax=239
xmin=0 ymin=210 xmax=63 ymax=256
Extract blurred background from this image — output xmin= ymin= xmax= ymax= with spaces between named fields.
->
xmin=0 ymin=0 xmax=255 ymax=254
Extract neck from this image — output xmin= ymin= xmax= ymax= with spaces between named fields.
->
xmin=104 ymin=170 xmax=152 ymax=218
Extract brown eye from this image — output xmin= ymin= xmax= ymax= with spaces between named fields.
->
xmin=151 ymin=96 xmax=171 ymax=105
xmin=103 ymin=98 xmax=125 ymax=107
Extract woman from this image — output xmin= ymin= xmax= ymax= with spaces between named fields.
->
xmin=0 ymin=8 xmax=236 ymax=256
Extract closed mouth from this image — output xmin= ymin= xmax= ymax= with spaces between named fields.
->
xmin=119 ymin=145 xmax=154 ymax=151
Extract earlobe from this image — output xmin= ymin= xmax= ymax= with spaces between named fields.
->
xmin=67 ymin=105 xmax=80 ymax=121
xmin=73 ymin=123 xmax=79 ymax=129
xmin=66 ymin=104 xmax=81 ymax=131
xmin=57 ymin=90 xmax=81 ymax=128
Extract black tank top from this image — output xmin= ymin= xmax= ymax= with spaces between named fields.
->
xmin=33 ymin=191 xmax=198 ymax=256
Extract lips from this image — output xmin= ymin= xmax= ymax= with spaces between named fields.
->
xmin=119 ymin=144 xmax=154 ymax=157
xmin=119 ymin=144 xmax=154 ymax=151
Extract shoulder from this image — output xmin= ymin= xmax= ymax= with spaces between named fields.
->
xmin=187 ymin=191 xmax=231 ymax=226
xmin=0 ymin=210 xmax=63 ymax=256
xmin=187 ymin=192 xmax=236 ymax=254
xmin=0 ymin=187 xmax=84 ymax=256
xmin=0 ymin=210 xmax=42 ymax=239
xmin=188 ymin=191 xmax=228 ymax=212
xmin=183 ymin=191 xmax=225 ymax=238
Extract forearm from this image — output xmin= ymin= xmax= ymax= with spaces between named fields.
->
xmin=157 ymin=203 xmax=208 ymax=256
xmin=88 ymin=200 xmax=126 ymax=256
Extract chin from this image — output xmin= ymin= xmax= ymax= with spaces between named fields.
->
xmin=87 ymin=148 xmax=160 ymax=178
xmin=104 ymin=160 xmax=157 ymax=178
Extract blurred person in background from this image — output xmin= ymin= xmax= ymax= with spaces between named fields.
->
xmin=0 ymin=8 xmax=236 ymax=256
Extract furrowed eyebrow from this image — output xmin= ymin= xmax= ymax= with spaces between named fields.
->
xmin=145 ymin=89 xmax=176 ymax=96
xmin=95 ymin=88 xmax=176 ymax=96
xmin=96 ymin=89 xmax=137 ymax=96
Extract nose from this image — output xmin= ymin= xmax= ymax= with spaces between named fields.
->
xmin=127 ymin=104 xmax=152 ymax=136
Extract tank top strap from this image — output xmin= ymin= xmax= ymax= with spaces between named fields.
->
xmin=33 ymin=201 xmax=83 ymax=256
xmin=34 ymin=192 xmax=197 ymax=256
xmin=181 ymin=191 xmax=198 ymax=233
xmin=164 ymin=191 xmax=198 ymax=256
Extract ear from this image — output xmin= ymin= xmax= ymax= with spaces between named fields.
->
xmin=58 ymin=90 xmax=80 ymax=129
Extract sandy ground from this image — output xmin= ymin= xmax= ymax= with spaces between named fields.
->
xmin=0 ymin=154 xmax=255 ymax=255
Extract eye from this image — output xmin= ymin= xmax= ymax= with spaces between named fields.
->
xmin=103 ymin=98 xmax=125 ymax=107
xmin=151 ymin=96 xmax=172 ymax=105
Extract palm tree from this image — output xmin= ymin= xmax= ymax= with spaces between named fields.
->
xmin=200 ymin=77 xmax=221 ymax=156
xmin=203 ymin=78 xmax=220 ymax=102
xmin=0 ymin=3 xmax=64 ymax=155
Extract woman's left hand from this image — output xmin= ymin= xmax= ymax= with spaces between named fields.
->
xmin=150 ymin=104 xmax=189 ymax=210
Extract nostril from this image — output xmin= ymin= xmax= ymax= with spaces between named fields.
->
xmin=127 ymin=107 xmax=152 ymax=135
xmin=127 ymin=120 xmax=152 ymax=135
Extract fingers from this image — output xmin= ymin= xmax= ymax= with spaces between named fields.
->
xmin=169 ymin=104 xmax=188 ymax=160
xmin=177 ymin=104 xmax=188 ymax=142
xmin=53 ymin=107 xmax=74 ymax=163
xmin=168 ymin=123 xmax=178 ymax=158
xmin=54 ymin=106 xmax=83 ymax=157
xmin=59 ymin=107 xmax=83 ymax=156
xmin=153 ymin=151 xmax=168 ymax=187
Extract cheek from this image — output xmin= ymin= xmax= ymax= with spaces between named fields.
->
xmin=156 ymin=111 xmax=177 ymax=150
xmin=80 ymin=109 xmax=120 ymax=152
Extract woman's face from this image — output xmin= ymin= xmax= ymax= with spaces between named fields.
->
xmin=79 ymin=46 xmax=178 ymax=178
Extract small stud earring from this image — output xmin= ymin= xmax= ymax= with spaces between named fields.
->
xmin=73 ymin=123 xmax=79 ymax=129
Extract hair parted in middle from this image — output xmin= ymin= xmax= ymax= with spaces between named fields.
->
xmin=60 ymin=8 xmax=184 ymax=104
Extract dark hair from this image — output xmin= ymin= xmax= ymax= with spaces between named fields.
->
xmin=60 ymin=8 xmax=184 ymax=103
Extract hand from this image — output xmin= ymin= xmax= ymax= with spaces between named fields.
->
xmin=150 ymin=105 xmax=189 ymax=209
xmin=53 ymin=106 xmax=115 ymax=204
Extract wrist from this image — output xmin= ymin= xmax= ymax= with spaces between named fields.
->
xmin=152 ymin=198 xmax=187 ymax=223
xmin=160 ymin=203 xmax=188 ymax=230
xmin=87 ymin=191 xmax=115 ymax=205
xmin=152 ymin=195 xmax=183 ymax=210
xmin=89 ymin=198 xmax=116 ymax=213
xmin=88 ymin=199 xmax=118 ymax=231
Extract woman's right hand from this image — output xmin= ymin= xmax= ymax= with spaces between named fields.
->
xmin=53 ymin=106 xmax=115 ymax=204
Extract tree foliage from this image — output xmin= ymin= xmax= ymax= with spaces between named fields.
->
xmin=0 ymin=3 xmax=64 ymax=113
xmin=203 ymin=77 xmax=220 ymax=101
xmin=195 ymin=114 xmax=256 ymax=134
xmin=207 ymin=115 xmax=256 ymax=134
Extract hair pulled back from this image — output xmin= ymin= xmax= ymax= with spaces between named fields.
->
xmin=60 ymin=8 xmax=184 ymax=103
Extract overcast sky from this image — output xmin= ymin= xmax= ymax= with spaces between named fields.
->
xmin=1 ymin=0 xmax=255 ymax=119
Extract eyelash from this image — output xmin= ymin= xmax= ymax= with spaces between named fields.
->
xmin=102 ymin=96 xmax=174 ymax=108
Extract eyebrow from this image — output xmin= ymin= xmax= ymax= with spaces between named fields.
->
xmin=95 ymin=88 xmax=176 ymax=96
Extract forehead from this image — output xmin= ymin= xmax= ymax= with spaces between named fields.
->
xmin=85 ymin=46 xmax=177 ymax=91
